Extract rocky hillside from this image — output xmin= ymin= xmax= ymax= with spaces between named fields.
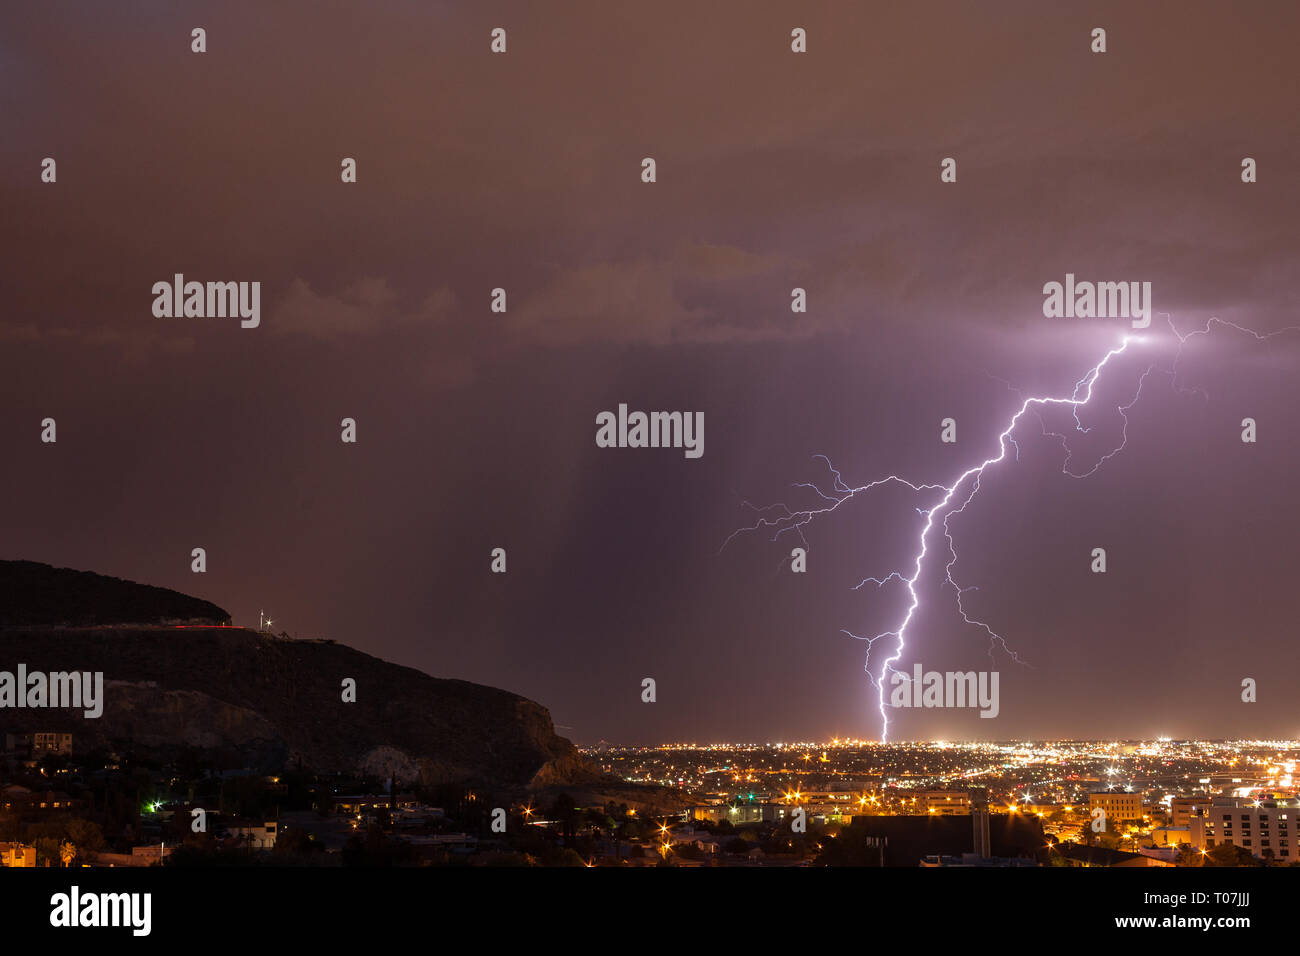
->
xmin=0 ymin=560 xmax=230 ymax=626
xmin=0 ymin=562 xmax=598 ymax=791
xmin=0 ymin=625 xmax=596 ymax=789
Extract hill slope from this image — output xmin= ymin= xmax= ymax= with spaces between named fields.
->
xmin=0 ymin=560 xmax=229 ymax=626
xmin=0 ymin=561 xmax=595 ymax=790
xmin=0 ymin=625 xmax=593 ymax=789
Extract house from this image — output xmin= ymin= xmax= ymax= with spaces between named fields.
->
xmin=33 ymin=733 xmax=73 ymax=754
xmin=333 ymin=793 xmax=419 ymax=816
xmin=218 ymin=819 xmax=278 ymax=850
xmin=672 ymin=828 xmax=721 ymax=854
xmin=0 ymin=784 xmax=32 ymax=811
xmin=130 ymin=845 xmax=175 ymax=864
xmin=0 ymin=842 xmax=37 ymax=867
xmin=1052 ymin=843 xmax=1172 ymax=867
xmin=2 ymin=733 xmax=73 ymax=755
xmin=1 ymin=785 xmax=79 ymax=813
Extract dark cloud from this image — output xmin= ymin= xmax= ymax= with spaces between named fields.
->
xmin=1 ymin=1 xmax=1297 ymax=743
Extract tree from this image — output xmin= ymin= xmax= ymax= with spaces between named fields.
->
xmin=273 ymin=827 xmax=322 ymax=858
xmin=66 ymin=818 xmax=105 ymax=855
xmin=33 ymin=837 xmax=62 ymax=867
xmin=724 ymin=836 xmax=751 ymax=855
xmin=550 ymin=794 xmax=578 ymax=847
xmin=1097 ymin=831 xmax=1124 ymax=851
xmin=1175 ymin=845 xmax=1204 ymax=867
xmin=1077 ymin=819 xmax=1097 ymax=847
xmin=1203 ymin=842 xmax=1258 ymax=867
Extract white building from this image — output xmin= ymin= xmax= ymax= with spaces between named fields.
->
xmin=1212 ymin=796 xmax=1298 ymax=860
xmin=223 ymin=820 xmax=278 ymax=850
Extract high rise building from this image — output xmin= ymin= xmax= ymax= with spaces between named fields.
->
xmin=1170 ymin=794 xmax=1213 ymax=828
xmin=1211 ymin=796 xmax=1298 ymax=860
xmin=971 ymin=788 xmax=991 ymax=859
xmin=1089 ymin=790 xmax=1143 ymax=824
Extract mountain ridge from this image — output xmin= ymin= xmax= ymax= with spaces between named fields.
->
xmin=0 ymin=561 xmax=598 ymax=793
xmin=0 ymin=559 xmax=230 ymax=627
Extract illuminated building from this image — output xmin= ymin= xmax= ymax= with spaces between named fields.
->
xmin=1088 ymin=790 xmax=1142 ymax=823
xmin=691 ymin=803 xmax=779 ymax=825
xmin=1149 ymin=824 xmax=1206 ymax=850
xmin=922 ymin=790 xmax=972 ymax=815
xmin=1212 ymin=796 xmax=1298 ymax=860
xmin=2 ymin=732 xmax=73 ymax=755
xmin=1052 ymin=844 xmax=1172 ymax=867
xmin=0 ymin=843 xmax=37 ymax=867
xmin=33 ymin=732 xmax=73 ymax=754
xmin=1170 ymin=795 xmax=1212 ymax=828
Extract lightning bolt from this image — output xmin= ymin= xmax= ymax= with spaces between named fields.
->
xmin=723 ymin=315 xmax=1299 ymax=741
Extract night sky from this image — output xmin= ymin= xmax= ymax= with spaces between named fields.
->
xmin=2 ymin=2 xmax=1298 ymax=744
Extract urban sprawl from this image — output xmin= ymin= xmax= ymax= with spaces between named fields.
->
xmin=1 ymin=735 xmax=1295 ymax=867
